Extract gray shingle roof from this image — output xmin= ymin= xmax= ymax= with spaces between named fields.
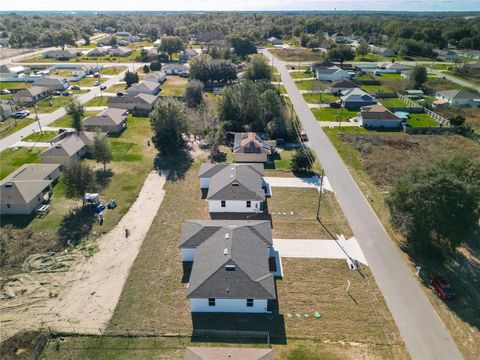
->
xmin=109 ymin=94 xmax=157 ymax=106
xmin=199 ymin=163 xmax=264 ymax=179
xmin=4 ymin=163 xmax=60 ymax=182
xmin=341 ymin=88 xmax=375 ymax=103
xmin=128 ymin=80 xmax=159 ymax=92
xmin=83 ymin=108 xmax=127 ymax=127
xmin=437 ymin=89 xmax=477 ymax=100
xmin=183 ymin=220 xmax=275 ymax=300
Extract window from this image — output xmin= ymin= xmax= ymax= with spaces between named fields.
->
xmin=246 ymin=299 xmax=254 ymax=307
xmin=208 ymin=298 xmax=215 ymax=306
xmin=246 ymin=201 xmax=251 ymax=208
xmin=221 ymin=200 xmax=226 ymax=207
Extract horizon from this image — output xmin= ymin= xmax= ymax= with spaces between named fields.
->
xmin=2 ymin=0 xmax=480 ymax=12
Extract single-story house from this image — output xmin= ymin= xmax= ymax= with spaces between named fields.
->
xmin=126 ymin=80 xmax=160 ymax=96
xmin=199 ymin=163 xmax=270 ymax=213
xmin=33 ymin=77 xmax=69 ymax=91
xmin=376 ymin=47 xmax=395 ymax=57
xmin=358 ymin=104 xmax=402 ymax=129
xmin=144 ymin=71 xmax=167 ymax=84
xmin=43 ymin=49 xmax=77 ymax=60
xmin=0 ymin=163 xmax=60 ymax=215
xmin=310 ymin=60 xmax=336 ymax=73
xmin=179 ymin=48 xmax=199 ymax=61
xmin=434 ymin=49 xmax=459 ymax=61
xmin=39 ymin=131 xmax=105 ymax=165
xmin=115 ymin=31 xmax=131 ymax=38
xmin=185 ymin=347 xmax=275 ymax=360
xmin=330 ymin=78 xmax=359 ymax=93
xmin=315 ymin=65 xmax=351 ymax=81
xmin=340 ymin=88 xmax=377 ymax=109
xmin=377 ymin=62 xmax=411 ymax=73
xmin=0 ymin=99 xmax=16 ymax=120
xmin=83 ymin=108 xmax=128 ymax=134
xmin=108 ymin=94 xmax=157 ymax=116
xmin=162 ymin=63 xmax=190 ymax=76
xmin=233 ymin=133 xmax=272 ymax=163
xmin=12 ymin=86 xmax=49 ymax=106
xmin=179 ymin=220 xmax=278 ymax=313
xmin=0 ymin=64 xmax=30 ymax=77
xmin=466 ymin=50 xmax=480 ymax=60
xmin=110 ymin=47 xmax=132 ymax=57
xmin=88 ymin=47 xmax=110 ymax=57
xmin=435 ymin=89 xmax=479 ymax=106
xmin=268 ymin=37 xmax=283 ymax=46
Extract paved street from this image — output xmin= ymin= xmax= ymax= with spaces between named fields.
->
xmin=263 ymin=49 xmax=463 ymax=360
xmin=428 ymin=68 xmax=479 ymax=92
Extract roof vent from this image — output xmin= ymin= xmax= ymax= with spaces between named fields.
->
xmin=226 ymin=288 xmax=230 ymax=294
xmin=232 ymin=182 xmax=239 ymax=186
xmin=225 ymin=264 xmax=236 ymax=271
xmin=5 ymin=182 xmax=13 ymax=188
xmin=224 ymin=248 xmax=228 ymax=255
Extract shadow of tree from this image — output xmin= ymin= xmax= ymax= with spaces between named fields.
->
xmin=57 ymin=206 xmax=97 ymax=246
xmin=154 ymin=148 xmax=193 ymax=181
xmin=95 ymin=168 xmax=114 ymax=190
xmin=182 ymin=261 xmax=192 ymax=284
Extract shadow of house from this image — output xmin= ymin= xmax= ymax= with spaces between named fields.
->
xmin=182 ymin=261 xmax=193 ymax=284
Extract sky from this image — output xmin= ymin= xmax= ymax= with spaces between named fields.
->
xmin=2 ymin=0 xmax=480 ymax=12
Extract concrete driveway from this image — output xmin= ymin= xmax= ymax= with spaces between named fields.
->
xmin=265 ymin=176 xmax=333 ymax=192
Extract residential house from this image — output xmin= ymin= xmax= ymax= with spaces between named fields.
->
xmin=179 ymin=48 xmax=199 ymax=61
xmin=115 ymin=31 xmax=131 ymax=38
xmin=162 ymin=63 xmax=190 ymax=76
xmin=466 ymin=50 xmax=480 ymax=60
xmin=12 ymin=86 xmax=49 ymax=106
xmin=144 ymin=71 xmax=167 ymax=84
xmin=377 ymin=62 xmax=411 ymax=73
xmin=199 ymin=163 xmax=270 ymax=213
xmin=185 ymin=347 xmax=275 ymax=360
xmin=108 ymin=94 xmax=157 ymax=116
xmin=315 ymin=65 xmax=351 ymax=81
xmin=330 ymin=79 xmax=359 ymax=93
xmin=0 ymin=99 xmax=16 ymax=120
xmin=179 ymin=220 xmax=278 ymax=313
xmin=233 ymin=133 xmax=272 ymax=163
xmin=358 ymin=104 xmax=403 ymax=129
xmin=88 ymin=47 xmax=110 ymax=57
xmin=83 ymin=108 xmax=128 ymax=134
xmin=340 ymin=88 xmax=377 ymax=109
xmin=118 ymin=39 xmax=129 ymax=47
xmin=0 ymin=64 xmax=30 ymax=77
xmin=126 ymin=80 xmax=160 ymax=96
xmin=268 ymin=37 xmax=283 ymax=46
xmin=310 ymin=60 xmax=336 ymax=72
xmin=434 ymin=49 xmax=459 ymax=61
xmin=110 ymin=47 xmax=132 ymax=57
xmin=375 ymin=47 xmax=395 ymax=57
xmin=33 ymin=77 xmax=69 ymax=91
xmin=39 ymin=131 xmax=105 ymax=165
xmin=43 ymin=49 xmax=77 ymax=60
xmin=0 ymin=164 xmax=60 ymax=215
xmin=436 ymin=89 xmax=479 ymax=106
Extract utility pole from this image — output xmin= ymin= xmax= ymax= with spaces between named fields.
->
xmin=34 ymin=105 xmax=43 ymax=134
xmin=316 ymin=169 xmax=325 ymax=221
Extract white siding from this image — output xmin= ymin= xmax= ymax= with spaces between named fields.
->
xmin=1 ymin=197 xmax=42 ymax=215
xmin=199 ymin=177 xmax=210 ymax=188
xmin=208 ymin=200 xmax=262 ymax=213
xmin=190 ymin=298 xmax=269 ymax=313
xmin=181 ymin=248 xmax=196 ymax=262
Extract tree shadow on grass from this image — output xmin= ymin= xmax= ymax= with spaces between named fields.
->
xmin=95 ymin=168 xmax=114 ymax=190
xmin=57 ymin=206 xmax=97 ymax=246
xmin=154 ymin=148 xmax=193 ymax=181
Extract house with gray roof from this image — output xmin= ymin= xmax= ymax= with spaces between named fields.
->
xmin=268 ymin=37 xmax=283 ymax=46
xmin=330 ymin=78 xmax=359 ymax=93
xmin=0 ymin=164 xmax=60 ymax=215
xmin=108 ymin=93 xmax=157 ymax=116
xmin=358 ymin=104 xmax=402 ymax=129
xmin=340 ymin=88 xmax=377 ymax=109
xmin=33 ymin=77 xmax=69 ymax=91
xmin=179 ymin=220 xmax=279 ymax=313
xmin=162 ymin=63 xmax=189 ymax=76
xmin=435 ymin=89 xmax=479 ymax=106
xmin=43 ymin=49 xmax=77 ymax=60
xmin=233 ymin=133 xmax=271 ymax=163
xmin=315 ymin=65 xmax=351 ymax=81
xmin=185 ymin=347 xmax=275 ymax=360
xmin=110 ymin=47 xmax=133 ymax=57
xmin=88 ymin=47 xmax=110 ymax=57
xmin=179 ymin=48 xmax=199 ymax=61
xmin=144 ymin=71 xmax=167 ymax=84
xmin=83 ymin=108 xmax=128 ymax=134
xmin=434 ymin=49 xmax=459 ymax=61
xmin=199 ymin=163 xmax=270 ymax=213
xmin=12 ymin=86 xmax=49 ymax=106
xmin=126 ymin=80 xmax=160 ymax=96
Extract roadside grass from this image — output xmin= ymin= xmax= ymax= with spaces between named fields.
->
xmin=23 ymin=51 xmax=141 ymax=64
xmin=295 ymin=79 xmax=318 ymax=91
xmin=128 ymin=41 xmax=153 ymax=48
xmin=323 ymin=129 xmax=480 ymax=359
xmin=376 ymin=73 xmax=402 ymax=81
xmin=28 ymin=96 xmax=71 ymax=113
xmin=22 ymin=131 xmax=57 ymax=143
xmin=287 ymin=65 xmax=309 ymax=71
xmin=0 ymin=81 xmax=32 ymax=90
xmin=75 ymin=77 xmax=107 ymax=87
xmin=106 ymin=83 xmax=127 ymax=93
xmin=272 ymin=73 xmax=281 ymax=82
xmin=276 ymin=84 xmax=287 ymax=94
xmin=269 ymin=187 xmax=352 ymax=239
xmin=0 ymin=147 xmax=41 ymax=180
xmin=159 ymin=76 xmax=188 ymax=97
xmin=49 ymin=111 xmax=98 ymax=128
xmin=303 ymin=93 xmax=338 ymax=104
xmin=290 ymin=72 xmax=313 ymax=79
xmin=99 ymin=66 xmax=127 ymax=75
xmin=84 ymin=96 xmax=109 ymax=107
xmin=354 ymin=53 xmax=383 ymax=62
xmin=430 ymin=64 xmax=451 ymax=70
xmin=270 ymin=48 xmax=325 ymax=62
xmin=311 ymin=107 xmax=358 ymax=122
xmin=406 ymin=113 xmax=437 ymax=127
xmin=378 ymin=97 xmax=410 ymax=108
xmin=0 ymin=118 xmax=35 ymax=140
xmin=424 ymin=76 xmax=457 ymax=93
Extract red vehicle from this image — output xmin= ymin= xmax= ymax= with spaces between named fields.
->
xmin=430 ymin=275 xmax=455 ymax=300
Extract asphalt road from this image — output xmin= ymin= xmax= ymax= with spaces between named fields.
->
xmin=428 ymin=68 xmax=479 ymax=92
xmin=262 ymin=49 xmax=463 ymax=360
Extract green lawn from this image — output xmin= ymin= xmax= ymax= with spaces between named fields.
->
xmin=49 ymin=111 xmax=98 ymax=128
xmin=290 ymin=72 xmax=313 ymax=79
xmin=406 ymin=113 xmax=438 ymax=128
xmin=0 ymin=81 xmax=32 ymax=90
xmin=106 ymin=83 xmax=127 ymax=93
xmin=28 ymin=96 xmax=71 ymax=113
xmin=295 ymin=79 xmax=319 ymax=91
xmin=303 ymin=93 xmax=339 ymax=104
xmin=22 ymin=131 xmax=57 ymax=143
xmin=361 ymin=84 xmax=392 ymax=93
xmin=75 ymin=77 xmax=107 ymax=87
xmin=378 ymin=97 xmax=410 ymax=108
xmin=84 ymin=96 xmax=109 ymax=107
xmin=430 ymin=64 xmax=452 ymax=70
xmin=159 ymin=76 xmax=188 ymax=97
xmin=0 ymin=118 xmax=35 ymax=140
xmin=276 ymin=84 xmax=287 ymax=94
xmin=22 ymin=51 xmax=141 ymax=64
xmin=287 ymin=65 xmax=309 ymax=71
xmin=311 ymin=107 xmax=358 ymax=122
xmin=99 ymin=66 xmax=127 ymax=76
xmin=0 ymin=147 xmax=41 ymax=180
xmin=377 ymin=73 xmax=402 ymax=81
xmin=354 ymin=53 xmax=383 ymax=62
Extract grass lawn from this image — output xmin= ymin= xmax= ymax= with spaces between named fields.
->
xmin=270 ymin=48 xmax=325 ymax=62
xmin=159 ymin=76 xmax=188 ymax=97
xmin=28 ymin=96 xmax=71 ymax=113
xmin=430 ymin=64 xmax=451 ymax=70
xmin=0 ymin=81 xmax=32 ymax=90
xmin=22 ymin=131 xmax=57 ymax=143
xmin=376 ymin=73 xmax=402 ymax=81
xmin=268 ymin=149 xmax=295 ymax=175
xmin=128 ymin=41 xmax=153 ymax=48
xmin=295 ymin=79 xmax=319 ymax=91
xmin=75 ymin=77 xmax=107 ymax=87
xmin=98 ymin=66 xmax=127 ymax=76
xmin=361 ymin=84 xmax=392 ymax=93
xmin=406 ymin=113 xmax=437 ymax=127
xmin=379 ymin=97 xmax=410 ymax=108
xmin=303 ymin=93 xmax=338 ymax=104
xmin=290 ymin=72 xmax=313 ymax=79
xmin=0 ymin=147 xmax=41 ymax=180
xmin=323 ymin=129 xmax=480 ymax=359
xmin=276 ymin=84 xmax=287 ymax=94
xmin=106 ymin=83 xmax=127 ymax=93
xmin=84 ymin=96 xmax=109 ymax=107
xmin=354 ymin=53 xmax=383 ymax=62
xmin=49 ymin=111 xmax=98 ymax=128
xmin=287 ymin=65 xmax=309 ymax=71
xmin=311 ymin=107 xmax=358 ymax=122
xmin=0 ymin=118 xmax=35 ymax=140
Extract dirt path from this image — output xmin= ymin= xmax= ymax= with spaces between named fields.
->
xmin=1 ymin=170 xmax=168 ymax=338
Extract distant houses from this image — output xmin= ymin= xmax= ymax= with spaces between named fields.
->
xmin=43 ymin=49 xmax=77 ymax=60
xmin=267 ymin=37 xmax=283 ymax=46
xmin=179 ymin=48 xmax=199 ymax=61
xmin=12 ymin=86 xmax=49 ymax=106
xmin=377 ymin=62 xmax=411 ymax=73
xmin=144 ymin=71 xmax=167 ymax=84
xmin=435 ymin=89 xmax=479 ymax=106
xmin=434 ymin=49 xmax=459 ymax=61
xmin=162 ymin=63 xmax=189 ymax=76
xmin=330 ymin=79 xmax=359 ymax=94
xmin=108 ymin=94 xmax=158 ymax=116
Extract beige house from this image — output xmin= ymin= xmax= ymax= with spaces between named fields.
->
xmin=12 ymin=86 xmax=49 ymax=106
xmin=39 ymin=131 xmax=104 ymax=165
xmin=0 ymin=164 xmax=60 ymax=215
xmin=358 ymin=104 xmax=402 ymax=129
xmin=108 ymin=94 xmax=157 ymax=116
xmin=233 ymin=133 xmax=272 ymax=163
xmin=83 ymin=108 xmax=128 ymax=134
